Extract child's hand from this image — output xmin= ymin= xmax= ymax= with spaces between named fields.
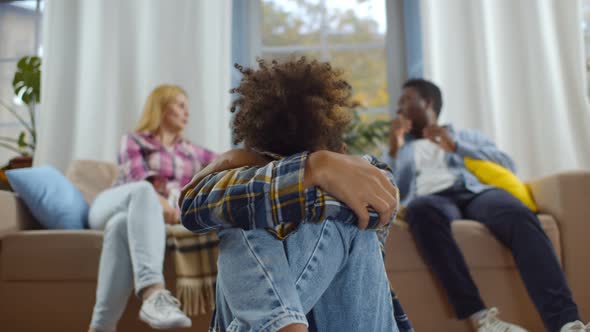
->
xmin=306 ymin=151 xmax=398 ymax=230
xmin=179 ymin=149 xmax=271 ymax=207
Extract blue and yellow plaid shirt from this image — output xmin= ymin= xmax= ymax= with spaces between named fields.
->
xmin=181 ymin=152 xmax=413 ymax=332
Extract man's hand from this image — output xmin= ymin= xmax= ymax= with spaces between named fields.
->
xmin=423 ymin=125 xmax=457 ymax=152
xmin=179 ymin=149 xmax=271 ymax=207
xmin=306 ymin=151 xmax=399 ymax=230
xmin=389 ymin=115 xmax=412 ymax=157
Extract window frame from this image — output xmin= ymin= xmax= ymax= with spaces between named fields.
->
xmin=249 ymin=0 xmax=390 ymax=115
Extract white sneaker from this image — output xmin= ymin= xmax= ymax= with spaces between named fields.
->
xmin=561 ymin=321 xmax=590 ymax=331
xmin=476 ymin=308 xmax=528 ymax=332
xmin=139 ymin=289 xmax=192 ymax=329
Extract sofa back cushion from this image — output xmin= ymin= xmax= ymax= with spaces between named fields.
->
xmin=66 ymin=160 xmax=118 ymax=204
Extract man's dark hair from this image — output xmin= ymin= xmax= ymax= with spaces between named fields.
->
xmin=403 ymin=79 xmax=443 ymax=116
xmin=230 ymin=57 xmax=357 ymax=156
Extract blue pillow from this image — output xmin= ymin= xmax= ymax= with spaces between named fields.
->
xmin=6 ymin=165 xmax=89 ymax=229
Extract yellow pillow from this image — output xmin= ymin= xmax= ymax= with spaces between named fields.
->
xmin=464 ymin=157 xmax=538 ymax=212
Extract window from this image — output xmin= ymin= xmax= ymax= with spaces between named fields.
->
xmin=0 ymin=0 xmax=43 ymax=163
xmin=256 ymin=0 xmax=389 ymax=124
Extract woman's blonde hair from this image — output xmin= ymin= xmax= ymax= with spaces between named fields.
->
xmin=135 ymin=84 xmax=187 ymax=132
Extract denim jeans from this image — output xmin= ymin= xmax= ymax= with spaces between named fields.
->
xmin=406 ymin=187 xmax=578 ymax=332
xmin=88 ymin=182 xmax=167 ymax=332
xmin=213 ymin=221 xmax=398 ymax=332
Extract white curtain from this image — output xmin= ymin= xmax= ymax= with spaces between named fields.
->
xmin=36 ymin=0 xmax=232 ymax=171
xmin=420 ymin=0 xmax=590 ymax=180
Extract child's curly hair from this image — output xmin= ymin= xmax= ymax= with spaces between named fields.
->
xmin=230 ymin=57 xmax=358 ymax=156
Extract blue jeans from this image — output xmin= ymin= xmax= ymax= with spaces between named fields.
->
xmin=406 ymin=187 xmax=578 ymax=332
xmin=213 ymin=221 xmax=398 ymax=332
xmin=88 ymin=182 xmax=167 ymax=332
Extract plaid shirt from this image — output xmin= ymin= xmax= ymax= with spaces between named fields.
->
xmin=181 ymin=152 xmax=413 ymax=332
xmin=115 ymin=132 xmax=216 ymax=201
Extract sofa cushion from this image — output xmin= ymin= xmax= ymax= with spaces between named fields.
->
xmin=464 ymin=157 xmax=538 ymax=212
xmin=0 ymin=190 xmax=41 ymax=236
xmin=1 ymin=230 xmax=103 ymax=281
xmin=6 ymin=166 xmax=90 ymax=229
xmin=385 ymin=214 xmax=560 ymax=272
xmin=1 ymin=229 xmax=178 ymax=281
xmin=2 ymin=215 xmax=561 ymax=280
xmin=66 ymin=160 xmax=118 ymax=204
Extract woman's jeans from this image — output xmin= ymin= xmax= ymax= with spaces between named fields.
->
xmin=213 ymin=221 xmax=398 ymax=332
xmin=88 ymin=181 xmax=167 ymax=332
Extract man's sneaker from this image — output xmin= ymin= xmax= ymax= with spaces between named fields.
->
xmin=561 ymin=321 xmax=590 ymax=331
xmin=139 ymin=290 xmax=192 ymax=329
xmin=476 ymin=307 xmax=528 ymax=332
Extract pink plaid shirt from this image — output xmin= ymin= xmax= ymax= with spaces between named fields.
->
xmin=115 ymin=132 xmax=217 ymax=200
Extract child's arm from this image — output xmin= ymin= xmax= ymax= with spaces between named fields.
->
xmin=178 ymin=148 xmax=271 ymax=208
xmin=180 ymin=151 xmax=399 ymax=237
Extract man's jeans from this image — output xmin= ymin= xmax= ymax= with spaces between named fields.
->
xmin=406 ymin=187 xmax=578 ymax=332
xmin=212 ymin=221 xmax=398 ymax=332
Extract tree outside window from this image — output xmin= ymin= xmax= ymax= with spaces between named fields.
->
xmin=259 ymin=0 xmax=388 ymax=124
xmin=257 ymin=0 xmax=390 ymax=154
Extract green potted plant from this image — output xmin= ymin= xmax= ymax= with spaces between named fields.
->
xmin=0 ymin=55 xmax=40 ymax=168
xmin=344 ymin=109 xmax=390 ymax=156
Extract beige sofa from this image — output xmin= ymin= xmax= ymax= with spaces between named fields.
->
xmin=0 ymin=160 xmax=589 ymax=332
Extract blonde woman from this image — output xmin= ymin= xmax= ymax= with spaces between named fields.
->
xmin=88 ymin=85 xmax=216 ymax=332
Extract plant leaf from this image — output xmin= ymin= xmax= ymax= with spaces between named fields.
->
xmin=13 ymin=56 xmax=41 ymax=105
xmin=344 ymin=109 xmax=390 ymax=155
xmin=17 ymin=131 xmax=27 ymax=148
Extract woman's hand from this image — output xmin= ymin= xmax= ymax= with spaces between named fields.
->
xmin=159 ymin=195 xmax=180 ymax=224
xmin=146 ymin=175 xmax=168 ymax=196
xmin=305 ymin=151 xmax=399 ymax=230
xmin=179 ymin=149 xmax=272 ymax=207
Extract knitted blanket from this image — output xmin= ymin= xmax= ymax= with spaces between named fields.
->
xmin=166 ymin=225 xmax=219 ymax=316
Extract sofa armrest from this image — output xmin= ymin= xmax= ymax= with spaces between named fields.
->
xmin=0 ymin=190 xmax=38 ymax=237
xmin=527 ymin=170 xmax=590 ymax=312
